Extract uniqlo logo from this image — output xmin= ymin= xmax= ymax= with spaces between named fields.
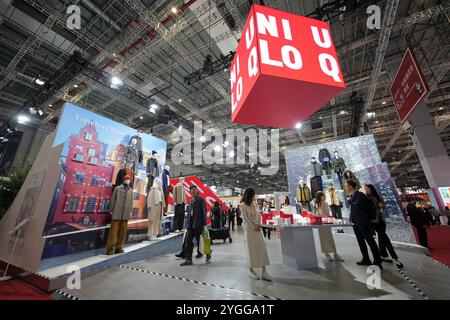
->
xmin=230 ymin=5 xmax=346 ymax=128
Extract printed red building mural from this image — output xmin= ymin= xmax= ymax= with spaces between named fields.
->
xmin=47 ymin=122 xmax=114 ymax=230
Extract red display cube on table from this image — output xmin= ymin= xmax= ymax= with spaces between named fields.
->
xmin=230 ymin=4 xmax=346 ymax=128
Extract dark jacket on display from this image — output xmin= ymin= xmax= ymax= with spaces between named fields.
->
xmin=129 ymin=135 xmax=143 ymax=163
xmin=186 ymin=196 xmax=207 ymax=230
xmin=109 ymin=184 xmax=133 ymax=220
xmin=125 ymin=144 xmax=139 ymax=166
xmin=308 ymin=161 xmax=323 ymax=177
xmin=162 ymin=169 xmax=170 ymax=194
xmin=349 ymin=191 xmax=372 ymax=225
xmin=146 ymin=157 xmax=159 ymax=177
xmin=318 ymin=148 xmax=332 ymax=164
xmin=331 ymin=156 xmax=347 ymax=174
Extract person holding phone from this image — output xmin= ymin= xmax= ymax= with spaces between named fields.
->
xmin=240 ymin=188 xmax=271 ymax=281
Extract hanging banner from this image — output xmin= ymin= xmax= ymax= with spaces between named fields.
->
xmin=169 ymin=176 xmax=229 ymax=212
xmin=230 ymin=4 xmax=346 ymax=128
xmin=390 ymin=46 xmax=429 ymax=124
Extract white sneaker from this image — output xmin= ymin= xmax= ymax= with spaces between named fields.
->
xmin=261 ymin=270 xmax=272 ymax=282
xmin=334 ymin=253 xmax=344 ymax=262
xmin=248 ymin=269 xmax=260 ymax=280
xmin=325 ymin=253 xmax=334 ymax=262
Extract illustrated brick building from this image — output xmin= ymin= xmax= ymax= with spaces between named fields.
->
xmin=48 ymin=122 xmax=114 ymax=228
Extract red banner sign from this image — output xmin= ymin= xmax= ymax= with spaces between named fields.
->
xmin=169 ymin=176 xmax=229 ymax=213
xmin=230 ymin=4 xmax=346 ymax=128
xmin=390 ymin=46 xmax=429 ymax=124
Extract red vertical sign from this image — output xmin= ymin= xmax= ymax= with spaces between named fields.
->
xmin=390 ymin=46 xmax=429 ymax=124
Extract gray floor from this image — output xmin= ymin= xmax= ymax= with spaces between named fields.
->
xmin=57 ymin=227 xmax=450 ymax=300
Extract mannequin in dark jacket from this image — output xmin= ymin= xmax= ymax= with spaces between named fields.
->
xmin=318 ymin=148 xmax=333 ymax=177
xmin=146 ymin=151 xmax=159 ymax=192
xmin=129 ymin=133 xmax=143 ymax=163
xmin=406 ymin=201 xmax=429 ymax=248
xmin=345 ymin=180 xmax=382 ymax=268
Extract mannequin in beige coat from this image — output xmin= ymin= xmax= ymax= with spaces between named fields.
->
xmin=240 ymin=188 xmax=271 ymax=281
xmin=147 ymin=178 xmax=165 ymax=240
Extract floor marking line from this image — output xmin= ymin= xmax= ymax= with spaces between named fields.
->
xmin=119 ymin=264 xmax=282 ymax=300
xmin=395 ymin=267 xmax=429 ymax=300
xmin=56 ymin=289 xmax=81 ymax=300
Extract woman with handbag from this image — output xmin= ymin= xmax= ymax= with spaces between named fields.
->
xmin=240 ymin=188 xmax=271 ymax=281
xmin=364 ymin=184 xmax=403 ymax=268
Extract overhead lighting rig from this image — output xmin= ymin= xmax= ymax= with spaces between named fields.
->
xmin=184 ymin=51 xmax=235 ymax=85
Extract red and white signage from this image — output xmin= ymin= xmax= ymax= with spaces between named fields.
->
xmin=390 ymin=46 xmax=429 ymax=124
xmin=230 ymin=4 xmax=346 ymax=128
xmin=169 ymin=176 xmax=229 ymax=213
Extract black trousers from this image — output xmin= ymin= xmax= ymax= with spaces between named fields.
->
xmin=330 ymin=205 xmax=342 ymax=219
xmin=373 ymin=221 xmax=398 ymax=260
xmin=414 ymin=224 xmax=429 ymax=248
xmin=262 ymin=227 xmax=271 ymax=239
xmin=353 ymin=224 xmax=382 ymax=264
xmin=229 ymin=216 xmax=235 ymax=231
xmin=173 ymin=204 xmax=185 ymax=231
xmin=183 ymin=227 xmax=202 ymax=260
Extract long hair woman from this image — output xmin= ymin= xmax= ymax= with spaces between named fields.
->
xmin=210 ymin=201 xmax=221 ymax=229
xmin=364 ymin=184 xmax=403 ymax=268
xmin=312 ymin=191 xmax=344 ymax=262
xmin=240 ymin=188 xmax=271 ymax=281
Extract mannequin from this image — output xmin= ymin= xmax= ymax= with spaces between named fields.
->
xmin=172 ymin=177 xmax=187 ymax=232
xmin=129 ymin=132 xmax=143 ymax=164
xmin=162 ymin=165 xmax=172 ymax=214
xmin=146 ymin=151 xmax=159 ymax=193
xmin=326 ymin=183 xmax=344 ymax=233
xmin=318 ymin=147 xmax=332 ymax=178
xmin=125 ymin=138 xmax=139 ymax=186
xmin=331 ymin=151 xmax=347 ymax=188
xmin=308 ymin=156 xmax=323 ymax=197
xmin=105 ymin=175 xmax=133 ymax=255
xmin=146 ymin=178 xmax=165 ymax=240
xmin=296 ymin=177 xmax=312 ymax=211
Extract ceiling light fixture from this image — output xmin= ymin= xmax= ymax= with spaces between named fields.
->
xmin=178 ymin=125 xmax=183 ymax=131
xmin=295 ymin=122 xmax=302 ymax=129
xmin=214 ymin=145 xmax=222 ymax=152
xmin=366 ymin=112 xmax=376 ymax=118
xmin=229 ymin=151 xmax=235 ymax=158
xmin=439 ymin=107 xmax=443 ymax=110
xmin=339 ymin=110 xmax=348 ymax=115
xmin=111 ymin=76 xmax=122 ymax=86
xmin=382 ymin=101 xmax=386 ymax=105
xmin=139 ymin=116 xmax=143 ymax=119
xmin=171 ymin=7 xmax=178 ymax=14
xmin=48 ymin=104 xmax=53 ymax=107
xmin=73 ymin=84 xmax=79 ymax=88
xmin=17 ymin=115 xmax=30 ymax=124
xmin=200 ymin=136 xmax=206 ymax=142
xmin=35 ymin=77 xmax=45 ymax=85
xmin=178 ymin=99 xmax=182 ymax=103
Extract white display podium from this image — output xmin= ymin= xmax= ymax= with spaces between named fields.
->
xmin=265 ymin=224 xmax=353 ymax=270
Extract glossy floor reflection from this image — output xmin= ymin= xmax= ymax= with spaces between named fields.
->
xmin=56 ymin=226 xmax=450 ymax=300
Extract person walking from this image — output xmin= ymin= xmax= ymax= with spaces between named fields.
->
xmin=236 ymin=205 xmax=243 ymax=226
xmin=179 ymin=185 xmax=209 ymax=266
xmin=240 ymin=188 xmax=271 ymax=281
xmin=406 ymin=201 xmax=429 ymax=248
xmin=364 ymin=184 xmax=403 ymax=268
xmin=312 ymin=192 xmax=344 ymax=262
xmin=345 ymin=180 xmax=383 ymax=268
xmin=210 ymin=201 xmax=221 ymax=229
xmin=228 ymin=205 xmax=236 ymax=231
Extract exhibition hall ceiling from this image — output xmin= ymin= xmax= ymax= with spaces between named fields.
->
xmin=0 ymin=0 xmax=449 ymax=192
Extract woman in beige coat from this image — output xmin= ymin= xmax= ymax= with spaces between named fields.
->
xmin=147 ymin=178 xmax=165 ymax=240
xmin=312 ymin=191 xmax=344 ymax=262
xmin=240 ymin=188 xmax=271 ymax=281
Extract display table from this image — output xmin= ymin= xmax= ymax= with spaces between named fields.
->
xmin=264 ymin=224 xmax=353 ymax=270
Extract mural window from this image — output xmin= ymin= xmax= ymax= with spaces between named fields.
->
xmin=88 ymin=148 xmax=96 ymax=156
xmin=73 ymin=153 xmax=84 ymax=162
xmin=132 ymin=208 xmax=139 ymax=218
xmin=85 ymin=198 xmax=96 ymax=212
xmin=67 ymin=197 xmax=80 ymax=212
xmin=101 ymin=199 xmax=110 ymax=212
xmin=90 ymin=177 xmax=99 ymax=186
xmin=89 ymin=157 xmax=98 ymax=165
xmin=74 ymin=172 xmax=85 ymax=184
xmin=134 ymin=192 xmax=140 ymax=200
xmin=84 ymin=132 xmax=93 ymax=141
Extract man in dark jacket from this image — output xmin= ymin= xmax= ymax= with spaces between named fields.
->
xmin=180 ymin=185 xmax=207 ymax=266
xmin=345 ymin=180 xmax=382 ymax=268
xmin=406 ymin=201 xmax=429 ymax=248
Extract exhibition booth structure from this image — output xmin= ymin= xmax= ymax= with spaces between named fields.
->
xmin=0 ymin=102 xmax=174 ymax=277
